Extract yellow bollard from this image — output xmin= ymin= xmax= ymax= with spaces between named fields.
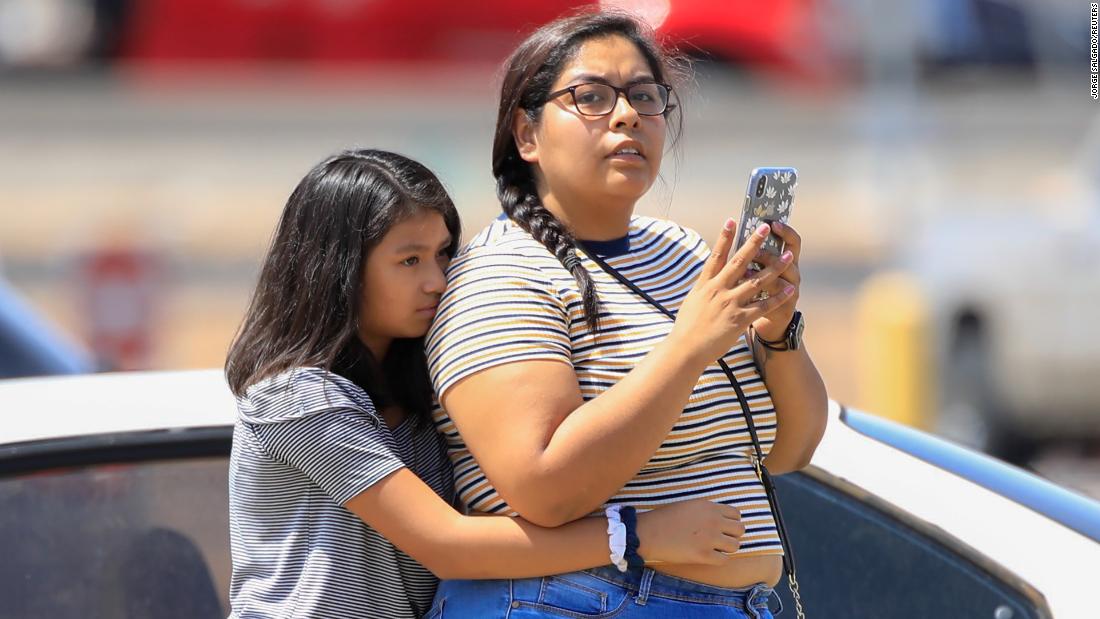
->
xmin=855 ymin=272 xmax=933 ymax=430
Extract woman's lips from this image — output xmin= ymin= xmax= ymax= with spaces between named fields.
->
xmin=606 ymin=143 xmax=646 ymax=163
xmin=606 ymin=152 xmax=647 ymax=165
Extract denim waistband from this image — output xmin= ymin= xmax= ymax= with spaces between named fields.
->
xmin=579 ymin=565 xmax=780 ymax=612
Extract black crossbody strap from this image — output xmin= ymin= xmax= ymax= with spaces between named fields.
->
xmin=576 ymin=242 xmax=799 ymax=584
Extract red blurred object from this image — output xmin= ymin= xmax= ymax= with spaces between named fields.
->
xmin=79 ymin=246 xmax=161 ymax=371
xmin=120 ymin=0 xmax=577 ymax=65
xmin=659 ymin=0 xmax=836 ymax=82
xmin=118 ymin=0 xmax=843 ymax=84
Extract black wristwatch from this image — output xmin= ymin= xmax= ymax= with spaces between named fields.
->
xmin=755 ymin=311 xmax=804 ymax=352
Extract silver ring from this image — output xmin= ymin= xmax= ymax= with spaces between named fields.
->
xmin=756 ymin=290 xmax=770 ymax=301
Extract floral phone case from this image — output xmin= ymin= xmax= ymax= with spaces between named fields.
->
xmin=734 ymin=167 xmax=797 ymax=266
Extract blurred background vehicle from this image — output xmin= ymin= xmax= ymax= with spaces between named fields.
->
xmin=896 ymin=154 xmax=1100 ymax=464
xmin=0 ymin=1 xmax=1096 ymax=486
xmin=0 ymin=276 xmax=93 ymax=378
xmin=2 ymin=371 xmax=1098 ymax=618
xmin=857 ymin=116 xmax=1100 ymax=466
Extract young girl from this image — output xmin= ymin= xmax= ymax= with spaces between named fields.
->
xmin=224 ymin=149 xmax=747 ymax=619
xmin=426 ymin=11 xmax=829 ymax=618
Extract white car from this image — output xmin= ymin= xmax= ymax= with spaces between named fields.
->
xmin=1 ymin=370 xmax=1098 ymax=618
xmin=887 ymin=203 xmax=1100 ymax=464
xmin=882 ymin=119 xmax=1100 ymax=464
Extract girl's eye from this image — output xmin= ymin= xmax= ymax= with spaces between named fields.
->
xmin=402 ymin=256 xmax=419 ymax=266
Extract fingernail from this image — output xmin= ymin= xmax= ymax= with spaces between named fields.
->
xmin=724 ymin=217 xmax=735 ymax=231
xmin=781 ymin=251 xmax=793 ymax=263
xmin=773 ymin=221 xmax=784 ymax=231
xmin=755 ymin=223 xmax=770 ymax=237
xmin=784 ymin=285 xmax=795 ymax=295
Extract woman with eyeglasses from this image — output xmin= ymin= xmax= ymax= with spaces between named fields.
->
xmin=425 ymin=10 xmax=828 ymax=619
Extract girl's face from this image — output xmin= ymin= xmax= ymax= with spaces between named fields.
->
xmin=516 ymin=35 xmax=666 ymax=209
xmin=357 ymin=209 xmax=452 ymax=354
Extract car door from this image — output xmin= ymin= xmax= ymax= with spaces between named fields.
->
xmin=0 ymin=427 xmax=231 ymax=618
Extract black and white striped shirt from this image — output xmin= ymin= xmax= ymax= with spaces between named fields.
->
xmin=228 ymin=367 xmax=453 ymax=619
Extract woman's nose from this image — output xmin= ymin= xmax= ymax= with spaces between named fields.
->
xmin=609 ymin=92 xmax=640 ymax=128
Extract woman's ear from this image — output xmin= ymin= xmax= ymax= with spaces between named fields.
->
xmin=512 ymin=108 xmax=539 ymax=164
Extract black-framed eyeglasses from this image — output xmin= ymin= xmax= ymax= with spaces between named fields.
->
xmin=545 ymin=82 xmax=675 ymax=117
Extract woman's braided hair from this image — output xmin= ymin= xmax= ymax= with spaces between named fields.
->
xmin=491 ymin=10 xmax=685 ymax=331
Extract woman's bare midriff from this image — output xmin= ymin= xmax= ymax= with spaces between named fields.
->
xmin=651 ymin=555 xmax=783 ymax=589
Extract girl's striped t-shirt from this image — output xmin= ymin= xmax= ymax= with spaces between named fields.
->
xmin=426 ymin=216 xmax=783 ymax=557
xmin=228 ymin=367 xmax=453 ymax=619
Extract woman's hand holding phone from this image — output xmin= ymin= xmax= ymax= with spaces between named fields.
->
xmin=729 ymin=167 xmax=802 ymax=343
xmin=749 ymin=220 xmax=802 ymax=342
xmin=669 ymin=218 xmax=797 ymax=366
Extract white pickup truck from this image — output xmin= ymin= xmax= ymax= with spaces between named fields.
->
xmin=891 ymin=198 xmax=1100 ymax=464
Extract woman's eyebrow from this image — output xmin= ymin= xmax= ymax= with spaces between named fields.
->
xmin=565 ymin=73 xmax=657 ymax=87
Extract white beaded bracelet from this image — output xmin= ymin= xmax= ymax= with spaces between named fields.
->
xmin=605 ymin=505 xmax=629 ymax=572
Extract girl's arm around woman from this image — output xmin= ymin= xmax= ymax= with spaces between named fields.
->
xmin=344 ymin=468 xmax=746 ymax=579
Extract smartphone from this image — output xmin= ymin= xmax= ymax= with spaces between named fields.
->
xmin=733 ymin=167 xmax=797 ymax=270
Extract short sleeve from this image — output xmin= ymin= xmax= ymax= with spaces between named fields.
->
xmin=249 ymin=408 xmax=405 ymax=506
xmin=679 ymin=224 xmax=710 ymax=262
xmin=426 ymin=248 xmax=572 ymax=400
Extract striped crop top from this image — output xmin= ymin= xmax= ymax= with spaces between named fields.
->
xmin=426 ymin=215 xmax=783 ymax=557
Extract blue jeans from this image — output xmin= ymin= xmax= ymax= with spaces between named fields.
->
xmin=425 ymin=566 xmax=782 ymax=618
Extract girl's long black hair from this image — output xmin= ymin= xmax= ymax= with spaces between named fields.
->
xmin=492 ymin=10 xmax=687 ymax=331
xmin=225 ymin=149 xmax=461 ymax=426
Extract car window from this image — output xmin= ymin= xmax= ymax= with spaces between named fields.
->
xmin=771 ymin=470 xmax=1047 ymax=619
xmin=0 ymin=456 xmax=229 ymax=618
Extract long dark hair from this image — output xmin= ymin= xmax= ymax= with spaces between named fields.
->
xmin=492 ymin=10 xmax=687 ymax=331
xmin=225 ymin=149 xmax=461 ymax=426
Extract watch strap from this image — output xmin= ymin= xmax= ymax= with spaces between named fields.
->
xmin=755 ymin=311 xmax=802 ymax=351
